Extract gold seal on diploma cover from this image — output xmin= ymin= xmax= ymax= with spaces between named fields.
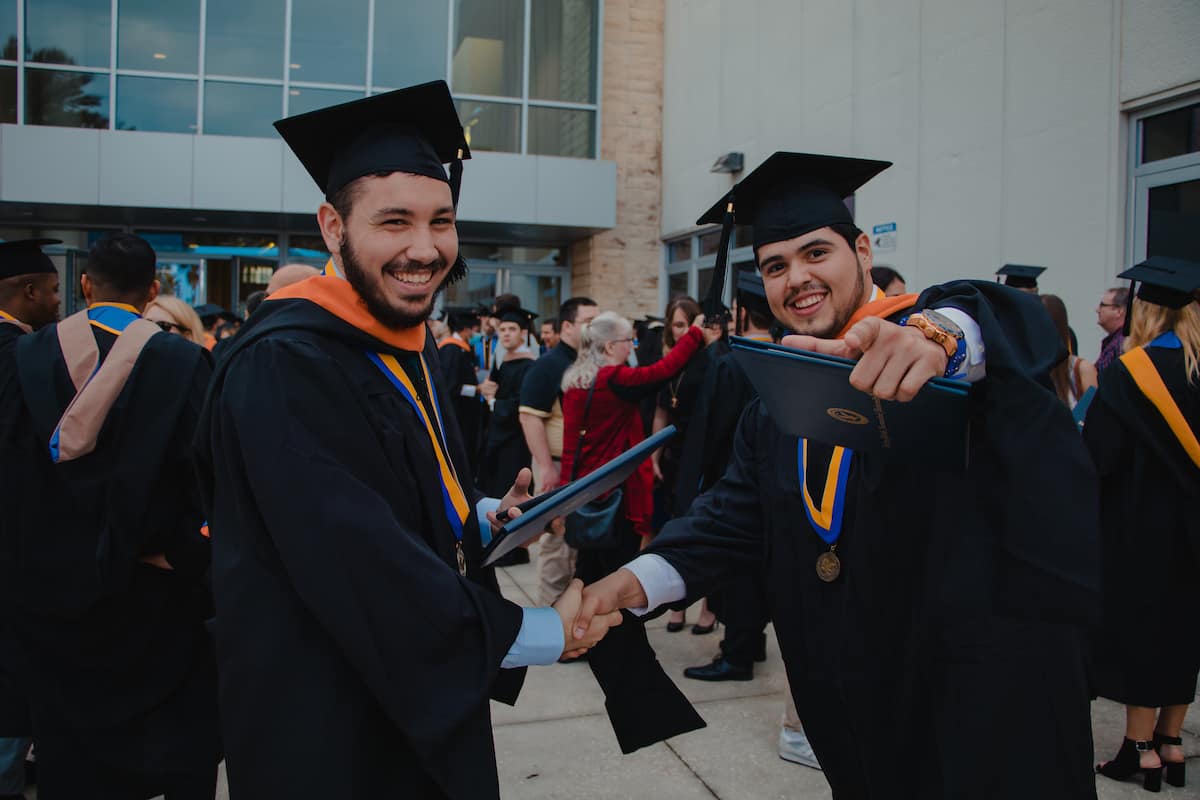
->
xmin=826 ymin=407 xmax=868 ymax=425
xmin=816 ymin=550 xmax=841 ymax=582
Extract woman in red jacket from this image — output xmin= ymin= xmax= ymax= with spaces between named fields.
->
xmin=560 ymin=311 xmax=720 ymax=583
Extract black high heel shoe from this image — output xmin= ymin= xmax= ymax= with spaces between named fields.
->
xmin=665 ymin=614 xmax=685 ymax=633
xmin=1096 ymin=738 xmax=1163 ymax=792
xmin=1153 ymin=732 xmax=1186 ymax=788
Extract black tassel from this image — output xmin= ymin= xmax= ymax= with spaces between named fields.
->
xmin=445 ymin=149 xmax=468 ymax=284
xmin=1123 ymin=280 xmax=1135 ymax=337
xmin=702 ymin=198 xmax=735 ymax=322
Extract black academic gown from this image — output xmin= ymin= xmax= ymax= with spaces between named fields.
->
xmin=437 ymin=339 xmax=483 ymax=476
xmin=0 ymin=322 xmax=31 ymax=738
xmin=1084 ymin=345 xmax=1200 ymax=707
xmin=663 ymin=339 xmax=728 ymax=517
xmin=645 ymin=281 xmax=1100 ymax=799
xmin=194 ymin=298 xmax=528 ymax=800
xmin=478 ymin=354 xmax=535 ymax=498
xmin=0 ymin=319 xmax=219 ymax=793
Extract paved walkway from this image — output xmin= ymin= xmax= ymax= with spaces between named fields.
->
xmin=32 ymin=543 xmax=1198 ymax=799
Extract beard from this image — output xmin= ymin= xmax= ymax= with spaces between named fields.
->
xmin=340 ymin=233 xmax=447 ymax=330
xmin=782 ymin=256 xmax=867 ymax=339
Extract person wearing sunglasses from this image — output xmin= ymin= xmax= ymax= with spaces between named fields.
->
xmin=144 ymin=294 xmax=205 ymax=343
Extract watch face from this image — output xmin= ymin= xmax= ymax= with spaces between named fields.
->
xmin=922 ymin=308 xmax=963 ymax=338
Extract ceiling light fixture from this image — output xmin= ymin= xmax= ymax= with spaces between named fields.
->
xmin=153 ymin=52 xmax=167 ymax=60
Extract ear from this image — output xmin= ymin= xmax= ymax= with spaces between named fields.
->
xmin=855 ymin=231 xmax=873 ymax=273
xmin=22 ymin=280 xmax=37 ymax=301
xmin=80 ymin=273 xmax=94 ymax=306
xmin=318 ymin=202 xmax=345 ymax=261
xmin=145 ymin=279 xmax=160 ymax=307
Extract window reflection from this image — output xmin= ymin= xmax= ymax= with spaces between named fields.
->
xmin=0 ymin=66 xmax=14 ymax=123
xmin=287 ymin=86 xmax=362 ymax=116
xmin=204 ymin=81 xmax=279 ymax=137
xmin=668 ymin=271 xmax=689 ymax=299
xmin=373 ymin=0 xmax=447 ymax=88
xmin=527 ymin=106 xmax=594 ymax=158
xmin=456 ymin=99 xmax=519 ymax=153
xmin=1 ymin=2 xmax=15 ymax=60
xmin=508 ymin=272 xmax=562 ymax=323
xmin=452 ymin=0 xmax=523 ymax=98
xmin=26 ymin=0 xmax=111 ymax=68
xmin=289 ymin=0 xmax=368 ymax=87
xmin=530 ymin=0 xmax=596 ymax=104
xmin=1141 ymin=103 xmax=1200 ymax=165
xmin=206 ymin=0 xmax=284 ymax=79
xmin=25 ymin=68 xmax=109 ymax=127
xmin=116 ymin=76 xmax=196 ymax=133
xmin=118 ymin=0 xmax=200 ymax=72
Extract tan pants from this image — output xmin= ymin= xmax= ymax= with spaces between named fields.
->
xmin=537 ymin=531 xmax=577 ymax=606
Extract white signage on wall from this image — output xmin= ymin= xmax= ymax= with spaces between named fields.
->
xmin=872 ymin=222 xmax=897 ymax=253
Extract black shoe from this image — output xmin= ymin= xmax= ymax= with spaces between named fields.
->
xmin=1097 ymin=738 xmax=1163 ymax=792
xmin=493 ymin=547 xmax=530 ymax=567
xmin=690 ymin=620 xmax=717 ymax=635
xmin=1153 ymin=732 xmax=1186 ymax=788
xmin=683 ymin=655 xmax=753 ymax=682
xmin=666 ymin=615 xmax=686 ymax=633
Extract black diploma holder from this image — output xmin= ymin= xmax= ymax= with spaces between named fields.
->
xmin=729 ymin=336 xmax=971 ymax=467
xmin=482 ymin=426 xmax=678 ymax=567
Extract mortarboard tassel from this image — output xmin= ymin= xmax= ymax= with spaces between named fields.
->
xmin=1123 ymin=280 xmax=1135 ymax=337
xmin=702 ymin=198 xmax=736 ymax=322
xmin=449 ymin=149 xmax=464 ymax=207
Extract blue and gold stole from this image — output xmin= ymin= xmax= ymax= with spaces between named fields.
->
xmin=0 ymin=309 xmax=32 ymax=334
xmin=1120 ymin=331 xmax=1200 ymax=469
xmin=269 ymin=264 xmax=473 ymax=574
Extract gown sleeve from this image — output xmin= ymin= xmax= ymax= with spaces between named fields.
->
xmin=215 ymin=338 xmax=525 ymax=758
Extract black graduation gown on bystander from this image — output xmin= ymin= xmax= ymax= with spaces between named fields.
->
xmin=644 ymin=281 xmax=1101 ymax=799
xmin=194 ymin=293 xmax=528 ymax=800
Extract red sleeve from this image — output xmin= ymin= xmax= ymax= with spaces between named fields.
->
xmin=610 ymin=326 xmax=703 ymax=388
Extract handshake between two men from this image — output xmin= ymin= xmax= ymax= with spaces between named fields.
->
xmin=487 ymin=467 xmax=646 ymax=660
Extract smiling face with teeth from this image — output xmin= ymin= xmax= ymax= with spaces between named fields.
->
xmin=756 ymin=225 xmax=874 ymax=339
xmin=317 ymin=171 xmax=458 ymax=330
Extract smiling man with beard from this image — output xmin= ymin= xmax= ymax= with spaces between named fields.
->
xmin=574 ymin=153 xmax=1100 ymax=798
xmin=193 ymin=82 xmax=621 ymax=800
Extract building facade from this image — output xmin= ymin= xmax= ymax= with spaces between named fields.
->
xmin=0 ymin=0 xmax=666 ymax=321
xmin=660 ymin=0 xmax=1200 ymax=359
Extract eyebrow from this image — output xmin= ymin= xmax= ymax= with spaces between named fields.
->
xmin=371 ymin=206 xmax=456 ymax=219
xmin=760 ymin=237 xmax=837 ymax=266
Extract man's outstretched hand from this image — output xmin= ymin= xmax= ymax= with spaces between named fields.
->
xmin=782 ymin=316 xmax=948 ymax=403
xmin=571 ymin=569 xmax=649 ymax=642
xmin=487 ymin=467 xmax=534 ymax=536
xmin=553 ymin=579 xmax=623 ymax=659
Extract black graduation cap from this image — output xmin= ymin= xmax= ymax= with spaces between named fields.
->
xmin=0 ymin=238 xmax=60 ymax=280
xmin=274 ymin=80 xmax=471 ymax=283
xmin=443 ymin=305 xmax=481 ymax=331
xmin=1118 ymin=256 xmax=1200 ymax=335
xmin=996 ymin=264 xmax=1045 ymax=290
xmin=694 ymin=152 xmax=891 ymax=317
xmin=193 ymin=303 xmax=237 ymax=324
xmin=497 ymin=307 xmax=538 ymax=330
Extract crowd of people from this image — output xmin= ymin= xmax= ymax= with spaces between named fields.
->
xmin=0 ymin=79 xmax=1195 ymax=800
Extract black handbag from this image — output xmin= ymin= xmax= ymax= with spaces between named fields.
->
xmin=563 ymin=379 xmax=624 ymax=550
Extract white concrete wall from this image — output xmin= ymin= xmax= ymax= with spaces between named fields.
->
xmin=0 ymin=125 xmax=617 ymax=233
xmin=662 ymin=0 xmax=1200 ymax=359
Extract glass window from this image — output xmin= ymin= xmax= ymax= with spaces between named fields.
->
xmin=289 ymin=0 xmax=368 ymax=87
xmin=1 ymin=1 xmax=16 ymax=59
xmin=204 ymin=81 xmax=279 ymax=137
xmin=668 ymin=270 xmax=688 ymax=299
xmin=1141 ymin=103 xmax=1200 ymax=165
xmin=115 ymin=76 xmax=197 ymax=133
xmin=25 ymin=68 xmax=109 ymax=127
xmin=373 ymin=0 xmax=447 ymax=88
xmin=460 ymin=244 xmax=563 ymax=264
xmin=288 ymin=233 xmax=328 ymax=261
xmin=206 ymin=0 xmax=284 ymax=80
xmin=117 ymin=0 xmax=200 ymax=73
xmin=441 ymin=267 xmax=499 ymax=308
xmin=452 ymin=0 xmax=523 ymax=98
xmin=0 ymin=66 xmax=14 ymax=123
xmin=667 ymin=239 xmax=690 ymax=263
xmin=508 ymin=272 xmax=562 ymax=323
xmin=734 ymin=225 xmax=754 ymax=248
xmin=157 ymin=261 xmax=207 ymax=306
xmin=527 ymin=106 xmax=594 ymax=158
xmin=457 ymin=99 xmax=519 ymax=153
xmin=529 ymin=0 xmax=596 ymax=103
xmin=1148 ymin=179 xmax=1200 ymax=261
xmin=26 ymin=0 xmax=110 ymax=67
xmin=698 ymin=229 xmax=723 ymax=256
xmin=287 ymin=86 xmax=362 ymax=116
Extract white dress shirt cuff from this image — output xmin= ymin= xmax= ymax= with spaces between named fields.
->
xmin=622 ymin=554 xmax=687 ymax=616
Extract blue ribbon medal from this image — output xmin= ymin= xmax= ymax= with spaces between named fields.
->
xmin=798 ymin=439 xmax=854 ymax=582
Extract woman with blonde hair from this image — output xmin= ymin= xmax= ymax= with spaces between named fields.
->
xmin=1086 ymin=257 xmax=1200 ymax=792
xmin=144 ymin=295 xmax=205 ymax=343
xmin=560 ymin=311 xmax=720 ymax=588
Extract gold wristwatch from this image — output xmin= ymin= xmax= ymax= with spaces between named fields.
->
xmin=901 ymin=310 xmax=962 ymax=358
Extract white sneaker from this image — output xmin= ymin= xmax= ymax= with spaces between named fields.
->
xmin=778 ymin=726 xmax=821 ymax=770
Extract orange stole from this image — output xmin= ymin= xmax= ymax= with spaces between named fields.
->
xmin=439 ymin=337 xmax=472 ymax=353
xmin=268 ymin=275 xmax=428 ymax=352
xmin=1120 ymin=347 xmax=1200 ymax=470
xmin=837 ymin=293 xmax=920 ymax=338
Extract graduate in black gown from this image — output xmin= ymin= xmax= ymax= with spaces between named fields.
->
xmin=478 ymin=306 xmax=538 ymax=499
xmin=437 ymin=305 xmax=484 ymax=473
xmin=0 ymin=233 xmax=220 ymax=800
xmin=1085 ymin=256 xmax=1200 ymax=792
xmin=574 ymin=153 xmax=1100 ymax=799
xmin=194 ymin=83 xmax=623 ymax=800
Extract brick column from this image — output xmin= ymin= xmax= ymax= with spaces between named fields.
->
xmin=570 ymin=0 xmax=663 ymax=318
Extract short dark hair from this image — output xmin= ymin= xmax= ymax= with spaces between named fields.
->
xmin=740 ymin=303 xmax=774 ymax=332
xmin=542 ymin=317 xmax=560 ymax=333
xmin=86 ymin=233 xmax=156 ymax=293
xmin=327 ymin=171 xmax=391 ymax=221
xmin=870 ymin=265 xmax=905 ymax=289
xmin=559 ymin=296 xmax=597 ymax=325
xmin=244 ymin=290 xmax=267 ymax=316
xmin=828 ymin=223 xmax=864 ymax=253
